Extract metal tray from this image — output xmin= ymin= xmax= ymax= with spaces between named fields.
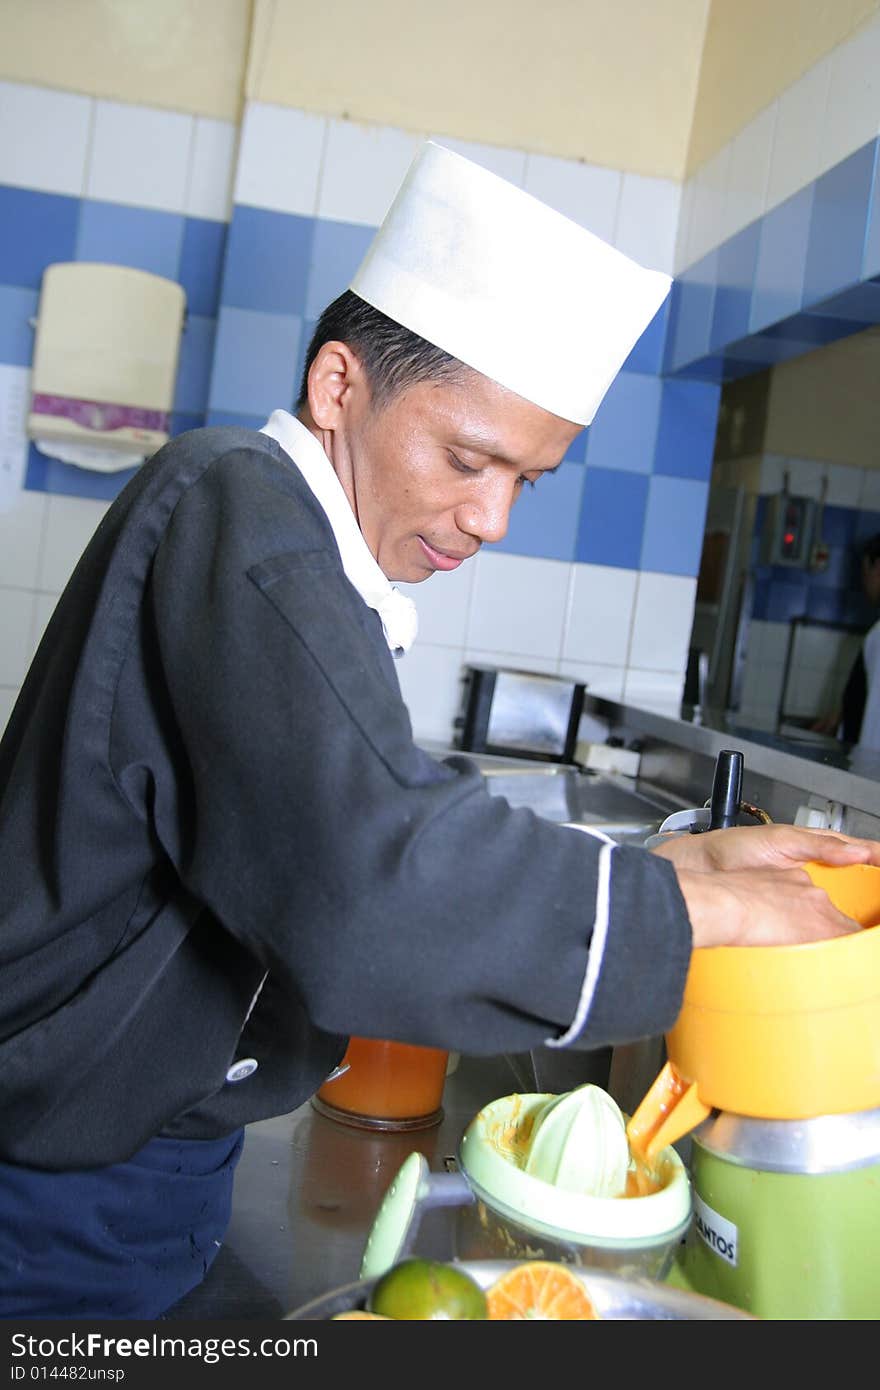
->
xmin=284 ymin=1260 xmax=755 ymax=1320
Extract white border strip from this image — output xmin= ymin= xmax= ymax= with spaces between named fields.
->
xmin=545 ymin=834 xmax=614 ymax=1048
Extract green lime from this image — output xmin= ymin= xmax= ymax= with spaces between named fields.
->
xmin=367 ymin=1258 xmax=488 ymax=1320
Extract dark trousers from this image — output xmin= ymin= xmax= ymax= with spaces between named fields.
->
xmin=0 ymin=1128 xmax=244 ymax=1319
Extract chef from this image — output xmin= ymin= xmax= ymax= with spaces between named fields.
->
xmin=1 ymin=141 xmax=876 ymax=1320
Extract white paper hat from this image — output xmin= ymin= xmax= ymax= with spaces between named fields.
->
xmin=349 ymin=141 xmax=671 ymax=427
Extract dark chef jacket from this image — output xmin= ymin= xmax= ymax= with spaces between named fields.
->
xmin=0 ymin=426 xmax=692 ymax=1172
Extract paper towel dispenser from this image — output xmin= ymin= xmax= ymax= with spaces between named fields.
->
xmin=27 ymin=262 xmax=186 ymax=470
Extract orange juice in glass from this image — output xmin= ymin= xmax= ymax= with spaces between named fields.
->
xmin=312 ymin=1037 xmax=449 ymax=1131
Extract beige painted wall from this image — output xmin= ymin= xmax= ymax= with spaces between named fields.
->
xmin=3 ymin=2 xmax=878 ymax=184
xmin=764 ymin=328 xmax=880 ymax=468
xmin=687 ymin=0 xmax=880 ymax=173
xmin=246 ymin=0 xmax=710 ymax=178
xmin=0 ymin=0 xmax=253 ymax=121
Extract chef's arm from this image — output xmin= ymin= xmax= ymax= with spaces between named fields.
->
xmin=652 ymin=824 xmax=880 ymax=947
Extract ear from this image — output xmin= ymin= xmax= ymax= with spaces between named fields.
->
xmin=306 ymin=340 xmax=367 ymax=430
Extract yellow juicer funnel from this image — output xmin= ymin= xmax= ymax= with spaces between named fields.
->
xmin=627 ymin=861 xmax=880 ymax=1163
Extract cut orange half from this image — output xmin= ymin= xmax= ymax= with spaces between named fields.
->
xmin=486 ymin=1262 xmax=599 ymax=1320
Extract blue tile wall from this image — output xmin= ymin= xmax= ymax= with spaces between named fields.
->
xmin=0 ymin=285 xmax=37 ymax=365
xmin=222 ymin=204 xmax=314 ymax=316
xmin=575 ymin=467 xmax=649 ymax=569
xmin=0 ymin=186 xmax=79 ymax=287
xmin=864 ymin=151 xmax=880 ymax=279
xmin=710 ymin=222 xmax=760 ymax=351
xmin=179 ymin=217 xmax=228 ymax=317
xmin=495 ymin=461 xmax=585 ymax=562
xmin=641 ymin=476 xmax=709 ymax=576
xmin=305 ymin=219 xmax=375 ymax=321
xmin=75 ymin=200 xmax=185 ymax=280
xmin=665 ymin=250 xmax=718 ymax=371
xmin=207 ymin=305 xmax=303 ymax=417
xmin=584 ymin=372 xmax=662 ymax=474
xmin=802 ymin=142 xmax=877 ymax=308
xmin=750 ymin=186 xmax=814 ymax=333
xmin=653 ymin=379 xmax=721 ymax=480
xmin=173 ymin=314 xmax=217 ymax=414
xmin=673 ymin=137 xmax=880 ymax=380
xmin=621 ymin=298 xmax=670 ymax=375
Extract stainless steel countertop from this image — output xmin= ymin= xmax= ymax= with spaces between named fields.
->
xmin=165 ymin=1054 xmax=530 ymax=1319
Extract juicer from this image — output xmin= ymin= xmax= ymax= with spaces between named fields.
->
xmin=634 ymin=752 xmax=880 ymax=1319
xmin=359 ymin=1087 xmax=693 ymax=1284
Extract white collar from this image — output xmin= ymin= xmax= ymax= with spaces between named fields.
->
xmin=260 ymin=409 xmax=418 ymax=657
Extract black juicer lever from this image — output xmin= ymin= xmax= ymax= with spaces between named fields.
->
xmin=707 ymin=749 xmax=744 ymax=830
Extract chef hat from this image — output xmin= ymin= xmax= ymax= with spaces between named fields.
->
xmin=349 ymin=141 xmax=671 ymax=427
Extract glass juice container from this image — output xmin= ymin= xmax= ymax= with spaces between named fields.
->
xmin=312 ymin=1037 xmax=449 ymax=1131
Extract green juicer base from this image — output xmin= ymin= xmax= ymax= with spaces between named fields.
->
xmin=675 ymin=1142 xmax=880 ymax=1319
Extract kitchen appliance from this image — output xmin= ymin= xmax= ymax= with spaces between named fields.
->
xmin=631 ymin=762 xmax=880 ymax=1320
xmin=455 ymin=665 xmax=586 ymax=763
xmin=358 ymin=1089 xmax=692 ymax=1285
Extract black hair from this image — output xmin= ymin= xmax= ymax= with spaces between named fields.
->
xmin=296 ymin=290 xmax=468 ymax=410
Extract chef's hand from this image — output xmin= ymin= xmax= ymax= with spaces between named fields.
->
xmin=674 ymin=865 xmax=862 ymax=948
xmin=650 ymin=822 xmax=880 ymax=874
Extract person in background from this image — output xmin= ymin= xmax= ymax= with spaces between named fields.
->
xmin=1 ymin=141 xmax=878 ymax=1321
xmin=812 ymin=531 xmax=880 ymax=748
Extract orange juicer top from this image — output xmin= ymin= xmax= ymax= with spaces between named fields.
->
xmin=627 ymin=861 xmax=880 ymax=1162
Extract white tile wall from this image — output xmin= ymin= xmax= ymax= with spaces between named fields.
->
xmin=820 ymin=14 xmax=880 ymax=175
xmin=31 ymin=591 xmax=59 ymax=655
xmin=622 ymin=668 xmax=684 ymax=711
xmin=860 ymin=469 xmax=880 ymax=511
xmin=558 ymin=659 xmax=626 ymax=701
xmin=629 ymin=573 xmax=697 ymax=674
xmin=615 ymin=174 xmax=681 ymax=275
xmin=0 ymin=587 xmax=35 ymax=686
xmin=0 ymin=81 xmax=92 ymax=196
xmin=0 ymin=686 xmax=18 ymax=730
xmin=86 ymin=100 xmax=194 ymax=213
xmin=394 ymin=641 xmax=468 ymax=744
xmin=738 ymin=619 xmax=787 ymax=724
xmin=465 ymin=553 xmax=570 ymax=660
xmin=562 ymin=563 xmax=637 ymax=666
xmin=39 ymin=495 xmax=109 ymax=594
xmin=0 ymin=490 xmax=45 ymax=589
xmin=684 ymin=140 xmax=731 ymax=268
xmin=397 ymin=561 xmax=476 ymax=648
xmin=765 ymin=58 xmax=832 ymax=211
xmin=186 ymin=117 xmax=238 ymax=221
xmin=464 ymin=646 xmax=560 ymax=676
xmin=318 ymin=120 xmax=421 ymax=226
xmin=523 ymin=152 xmax=621 ymax=241
xmin=234 ymin=102 xmax=326 ymax=215
xmin=758 ymin=454 xmax=827 ymax=499
xmin=823 ymin=463 xmax=865 ymax=508
xmin=723 ymin=103 xmax=777 ymax=239
xmin=433 ymin=136 xmax=527 ymax=186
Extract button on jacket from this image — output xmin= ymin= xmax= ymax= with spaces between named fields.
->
xmin=0 ymin=426 xmax=691 ymax=1170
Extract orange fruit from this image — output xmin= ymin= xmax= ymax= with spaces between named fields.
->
xmin=486 ymin=1262 xmax=599 ymax=1320
xmin=368 ymin=1258 xmax=488 ymax=1320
